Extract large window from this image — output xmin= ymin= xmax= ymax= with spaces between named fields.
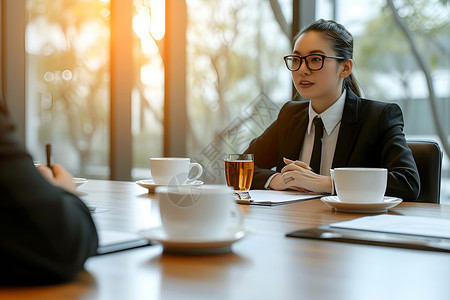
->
xmin=131 ymin=0 xmax=165 ymax=179
xmin=26 ymin=0 xmax=111 ymax=178
xmin=186 ymin=0 xmax=293 ymax=184
xmin=7 ymin=0 xmax=448 ymax=202
xmin=25 ymin=0 xmax=166 ymax=179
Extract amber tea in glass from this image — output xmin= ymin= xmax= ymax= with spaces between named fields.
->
xmin=224 ymin=154 xmax=254 ymax=192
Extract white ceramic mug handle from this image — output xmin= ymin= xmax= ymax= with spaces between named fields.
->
xmin=330 ymin=169 xmax=335 ymax=195
xmin=187 ymin=162 xmax=203 ymax=182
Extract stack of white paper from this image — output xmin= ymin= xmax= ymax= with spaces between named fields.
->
xmin=330 ymin=215 xmax=450 ymax=239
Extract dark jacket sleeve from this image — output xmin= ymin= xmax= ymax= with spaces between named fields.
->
xmin=244 ymin=101 xmax=309 ymax=189
xmin=244 ymin=117 xmax=280 ymax=189
xmin=375 ymin=103 xmax=420 ymax=201
xmin=0 ymin=113 xmax=99 ymax=286
xmin=333 ymin=96 xmax=420 ymax=201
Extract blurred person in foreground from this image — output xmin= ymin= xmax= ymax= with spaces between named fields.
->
xmin=0 ymin=97 xmax=98 ymax=286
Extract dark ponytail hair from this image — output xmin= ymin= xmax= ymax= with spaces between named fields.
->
xmin=295 ymin=19 xmax=361 ymax=97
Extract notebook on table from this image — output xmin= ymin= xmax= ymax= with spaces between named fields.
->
xmin=96 ymin=230 xmax=153 ymax=255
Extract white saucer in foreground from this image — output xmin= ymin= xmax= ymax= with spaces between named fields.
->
xmin=135 ymin=179 xmax=203 ymax=192
xmin=321 ymin=196 xmax=402 ymax=213
xmin=73 ymin=178 xmax=88 ymax=187
xmin=138 ymin=226 xmax=247 ymax=255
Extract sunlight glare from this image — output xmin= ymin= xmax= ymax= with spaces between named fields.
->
xmin=141 ymin=63 xmax=164 ymax=86
xmin=133 ymin=1 xmax=165 ymax=42
xmin=100 ymin=8 xmax=111 ymax=19
xmin=133 ymin=13 xmax=158 ymax=55
xmin=149 ymin=0 xmax=165 ymax=40
xmin=133 ymin=0 xmax=165 ymax=54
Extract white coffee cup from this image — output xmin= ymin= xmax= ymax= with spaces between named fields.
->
xmin=156 ymin=185 xmax=243 ymax=239
xmin=150 ymin=157 xmax=203 ymax=185
xmin=332 ymin=168 xmax=387 ymax=203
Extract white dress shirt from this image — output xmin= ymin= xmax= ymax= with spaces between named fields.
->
xmin=299 ymin=89 xmax=346 ymax=176
xmin=264 ymin=90 xmax=346 ymax=189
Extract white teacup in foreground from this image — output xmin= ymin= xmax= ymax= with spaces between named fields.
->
xmin=332 ymin=168 xmax=387 ymax=203
xmin=150 ymin=157 xmax=203 ymax=185
xmin=156 ymin=185 xmax=242 ymax=240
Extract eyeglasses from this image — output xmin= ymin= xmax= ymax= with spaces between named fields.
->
xmin=283 ymin=54 xmax=346 ymax=71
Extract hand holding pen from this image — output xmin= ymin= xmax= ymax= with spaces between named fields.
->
xmin=37 ymin=144 xmax=76 ymax=193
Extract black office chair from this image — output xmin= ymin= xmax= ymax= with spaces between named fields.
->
xmin=407 ymin=140 xmax=443 ymax=203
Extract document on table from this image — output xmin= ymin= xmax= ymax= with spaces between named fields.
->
xmin=329 ymin=215 xmax=450 ymax=239
xmin=286 ymin=215 xmax=450 ymax=253
xmin=237 ymin=190 xmax=323 ymax=206
xmin=96 ymin=230 xmax=152 ymax=255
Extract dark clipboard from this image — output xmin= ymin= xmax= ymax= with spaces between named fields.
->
xmin=286 ymin=225 xmax=450 ymax=253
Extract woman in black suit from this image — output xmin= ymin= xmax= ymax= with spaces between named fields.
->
xmin=0 ymin=98 xmax=98 ymax=286
xmin=244 ymin=19 xmax=420 ymax=202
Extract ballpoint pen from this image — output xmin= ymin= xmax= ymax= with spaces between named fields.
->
xmin=46 ymin=143 xmax=52 ymax=168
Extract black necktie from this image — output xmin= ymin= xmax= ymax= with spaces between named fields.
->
xmin=310 ymin=117 xmax=324 ymax=174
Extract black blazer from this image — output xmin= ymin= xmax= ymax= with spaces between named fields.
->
xmin=244 ymin=89 xmax=420 ymax=202
xmin=0 ymin=112 xmax=98 ymax=286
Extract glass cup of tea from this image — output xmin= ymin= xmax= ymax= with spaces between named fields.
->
xmin=224 ymin=154 xmax=254 ymax=200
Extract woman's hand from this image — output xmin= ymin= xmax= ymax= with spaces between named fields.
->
xmin=36 ymin=163 xmax=76 ymax=193
xmin=268 ymin=173 xmax=313 ymax=192
xmin=268 ymin=157 xmax=332 ymax=193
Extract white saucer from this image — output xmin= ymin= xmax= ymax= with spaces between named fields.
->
xmin=135 ymin=179 xmax=203 ymax=192
xmin=321 ymin=196 xmax=402 ymax=213
xmin=138 ymin=226 xmax=247 ymax=255
xmin=73 ymin=178 xmax=88 ymax=187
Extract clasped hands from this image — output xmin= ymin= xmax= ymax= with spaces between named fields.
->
xmin=268 ymin=157 xmax=332 ymax=193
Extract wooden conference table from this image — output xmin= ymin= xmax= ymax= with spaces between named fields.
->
xmin=2 ymin=180 xmax=450 ymax=300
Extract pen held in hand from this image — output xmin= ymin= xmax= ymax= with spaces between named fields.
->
xmin=46 ymin=143 xmax=52 ymax=168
